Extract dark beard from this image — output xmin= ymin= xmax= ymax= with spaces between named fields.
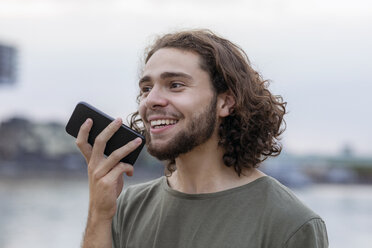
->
xmin=145 ymin=95 xmax=217 ymax=161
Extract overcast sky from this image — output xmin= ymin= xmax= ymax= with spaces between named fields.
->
xmin=0 ymin=0 xmax=371 ymax=156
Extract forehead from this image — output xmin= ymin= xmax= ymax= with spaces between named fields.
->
xmin=142 ymin=48 xmax=205 ymax=77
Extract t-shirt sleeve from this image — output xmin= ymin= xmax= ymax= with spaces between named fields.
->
xmin=283 ymin=218 xmax=329 ymax=248
xmin=111 ymin=191 xmax=127 ymax=248
xmin=111 ymin=203 xmax=120 ymax=248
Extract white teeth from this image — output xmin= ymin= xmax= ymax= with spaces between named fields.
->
xmin=150 ymin=119 xmax=177 ymax=127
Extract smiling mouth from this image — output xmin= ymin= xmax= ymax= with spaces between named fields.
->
xmin=150 ymin=119 xmax=178 ymax=129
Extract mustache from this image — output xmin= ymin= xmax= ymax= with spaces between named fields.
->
xmin=144 ymin=109 xmax=183 ymax=122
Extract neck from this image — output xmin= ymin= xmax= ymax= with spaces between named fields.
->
xmin=167 ymin=134 xmax=265 ymax=194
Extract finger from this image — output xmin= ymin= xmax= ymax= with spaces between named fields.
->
xmin=91 ymin=118 xmax=123 ymax=162
xmin=111 ymin=163 xmax=134 ymax=196
xmin=95 ymin=137 xmax=142 ymax=178
xmin=106 ymin=163 xmax=134 ymax=183
xmin=75 ymin=118 xmax=93 ymax=162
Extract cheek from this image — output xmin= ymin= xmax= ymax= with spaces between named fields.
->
xmin=138 ymin=102 xmax=147 ymax=121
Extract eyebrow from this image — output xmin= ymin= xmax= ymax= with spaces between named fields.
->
xmin=139 ymin=71 xmax=193 ymax=85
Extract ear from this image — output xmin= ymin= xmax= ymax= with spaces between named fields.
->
xmin=217 ymin=91 xmax=235 ymax=118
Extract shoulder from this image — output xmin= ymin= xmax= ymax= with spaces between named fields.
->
xmin=253 ymin=176 xmax=328 ymax=246
xmin=112 ymin=177 xmax=165 ymax=246
xmin=260 ymin=176 xmax=320 ymax=219
xmin=117 ymin=177 xmax=164 ymax=208
xmin=124 ymin=177 xmax=164 ymax=195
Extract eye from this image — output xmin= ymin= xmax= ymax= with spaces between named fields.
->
xmin=140 ymin=85 xmax=152 ymax=94
xmin=170 ymin=81 xmax=184 ymax=89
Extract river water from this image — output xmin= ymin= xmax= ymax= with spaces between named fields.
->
xmin=0 ymin=176 xmax=371 ymax=248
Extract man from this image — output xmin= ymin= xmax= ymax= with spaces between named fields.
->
xmin=77 ymin=29 xmax=328 ymax=248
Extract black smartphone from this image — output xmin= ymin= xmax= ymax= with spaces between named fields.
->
xmin=65 ymin=101 xmax=145 ymax=165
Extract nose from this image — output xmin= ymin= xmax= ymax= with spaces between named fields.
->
xmin=144 ymin=85 xmax=168 ymax=109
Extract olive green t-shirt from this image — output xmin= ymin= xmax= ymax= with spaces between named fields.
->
xmin=112 ymin=176 xmax=328 ymax=248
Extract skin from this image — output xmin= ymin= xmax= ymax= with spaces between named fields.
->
xmin=139 ymin=48 xmax=217 ymax=161
xmin=79 ymin=47 xmax=265 ymax=247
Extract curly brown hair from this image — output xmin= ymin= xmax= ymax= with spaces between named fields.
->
xmin=129 ymin=29 xmax=287 ymax=176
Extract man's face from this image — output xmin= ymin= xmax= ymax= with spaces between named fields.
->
xmin=138 ymin=48 xmax=218 ymax=160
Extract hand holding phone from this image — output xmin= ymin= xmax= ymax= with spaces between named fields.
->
xmin=65 ymin=102 xmax=145 ymax=165
xmin=65 ymin=102 xmax=145 ymax=224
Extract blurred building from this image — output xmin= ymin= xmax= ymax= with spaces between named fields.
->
xmin=0 ymin=117 xmax=162 ymax=176
xmin=0 ymin=42 xmax=17 ymax=85
xmin=0 ymin=117 xmax=78 ymax=159
xmin=0 ymin=117 xmax=87 ymax=175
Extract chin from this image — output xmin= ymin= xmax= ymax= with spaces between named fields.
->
xmin=148 ymin=141 xmax=168 ymax=152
